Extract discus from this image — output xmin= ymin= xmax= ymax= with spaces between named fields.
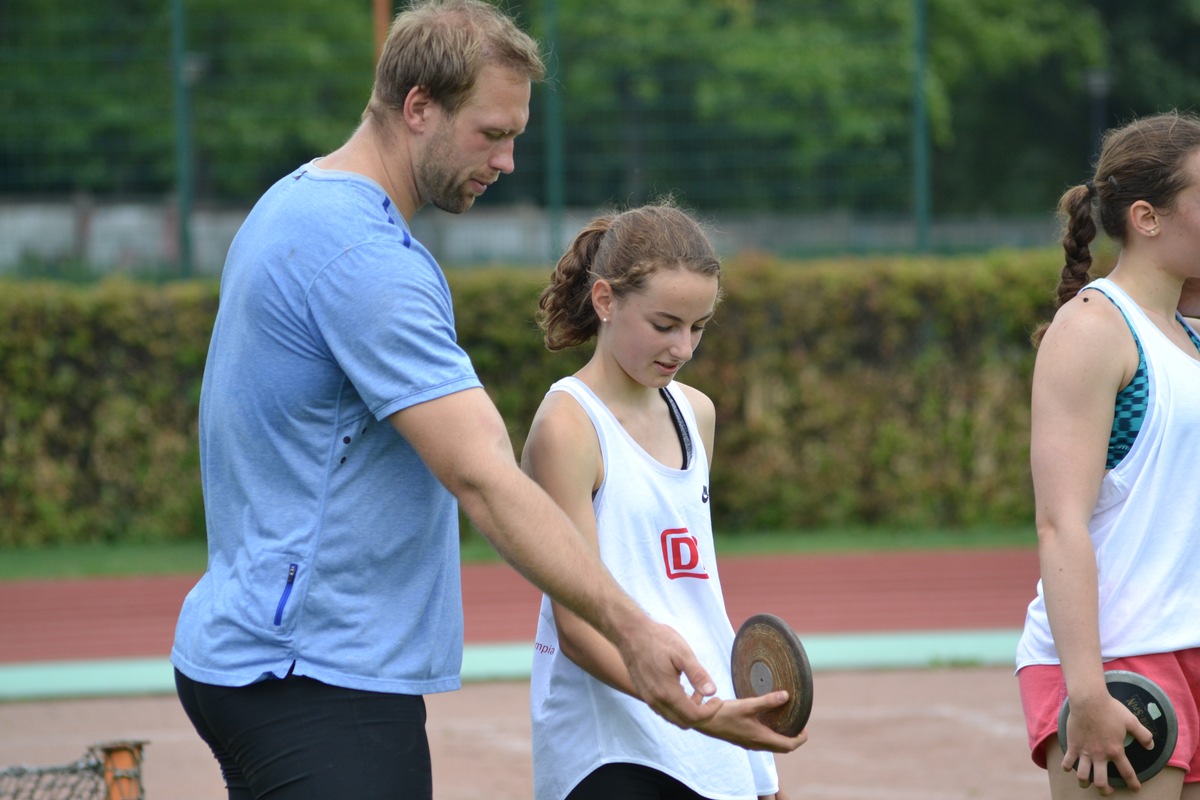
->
xmin=1058 ymin=669 xmax=1177 ymax=788
xmin=730 ymin=613 xmax=813 ymax=736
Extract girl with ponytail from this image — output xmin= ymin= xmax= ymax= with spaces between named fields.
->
xmin=523 ymin=201 xmax=805 ymax=800
xmin=1017 ymin=111 xmax=1200 ymax=798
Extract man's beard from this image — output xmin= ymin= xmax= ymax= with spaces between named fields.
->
xmin=417 ymin=129 xmax=474 ymax=215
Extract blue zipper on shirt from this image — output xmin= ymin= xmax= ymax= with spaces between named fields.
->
xmin=274 ymin=563 xmax=298 ymax=626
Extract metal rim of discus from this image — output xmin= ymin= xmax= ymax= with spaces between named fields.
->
xmin=1058 ymin=669 xmax=1178 ymax=788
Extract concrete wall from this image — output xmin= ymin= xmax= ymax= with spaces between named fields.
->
xmin=0 ymin=198 xmax=1057 ymax=276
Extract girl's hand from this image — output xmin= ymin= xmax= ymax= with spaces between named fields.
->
xmin=1060 ymin=693 xmax=1155 ymax=795
xmin=692 ymin=690 xmax=808 ymax=753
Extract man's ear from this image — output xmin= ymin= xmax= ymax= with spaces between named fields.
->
xmin=403 ymin=85 xmax=436 ymax=133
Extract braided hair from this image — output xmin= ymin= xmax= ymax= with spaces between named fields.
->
xmin=1033 ymin=110 xmax=1200 ymax=346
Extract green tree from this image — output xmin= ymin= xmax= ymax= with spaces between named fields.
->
xmin=187 ymin=0 xmax=373 ymax=199
xmin=1091 ymin=1 xmax=1200 ymax=125
xmin=0 ymin=0 xmax=372 ymax=201
xmin=928 ymin=0 xmax=1105 ymax=214
xmin=506 ymin=0 xmax=918 ymax=212
xmin=503 ymin=0 xmax=1107 ymax=216
xmin=0 ymin=0 xmax=175 ymax=194
xmin=6 ymin=0 xmax=1200 ymax=219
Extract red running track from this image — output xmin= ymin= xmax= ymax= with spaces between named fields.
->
xmin=0 ymin=549 xmax=1039 ymax=665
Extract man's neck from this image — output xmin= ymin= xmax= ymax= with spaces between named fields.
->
xmin=318 ymin=117 xmax=418 ymax=220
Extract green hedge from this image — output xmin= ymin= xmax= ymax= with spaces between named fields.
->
xmin=0 ymin=279 xmax=215 ymax=545
xmin=0 ymin=251 xmax=1060 ymax=546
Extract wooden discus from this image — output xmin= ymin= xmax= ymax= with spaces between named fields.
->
xmin=730 ymin=613 xmax=813 ymax=736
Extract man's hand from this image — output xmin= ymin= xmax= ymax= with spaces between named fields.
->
xmin=695 ymin=690 xmax=809 ymax=753
xmin=619 ymin=619 xmax=720 ymax=729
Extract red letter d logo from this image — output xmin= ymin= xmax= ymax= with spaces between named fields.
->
xmin=660 ymin=528 xmax=709 ymax=580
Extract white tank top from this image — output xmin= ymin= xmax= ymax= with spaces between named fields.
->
xmin=1017 ymin=278 xmax=1200 ymax=669
xmin=530 ymin=377 xmax=778 ymax=800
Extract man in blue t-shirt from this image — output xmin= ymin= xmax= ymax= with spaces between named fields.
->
xmin=170 ymin=2 xmax=721 ymax=797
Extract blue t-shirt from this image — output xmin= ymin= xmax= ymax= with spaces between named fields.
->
xmin=171 ymin=162 xmax=481 ymax=694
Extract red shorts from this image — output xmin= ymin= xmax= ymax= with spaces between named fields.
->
xmin=1017 ymin=649 xmax=1200 ymax=782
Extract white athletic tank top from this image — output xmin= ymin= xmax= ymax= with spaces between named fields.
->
xmin=530 ymin=377 xmax=777 ymax=800
xmin=1017 ymin=278 xmax=1200 ymax=669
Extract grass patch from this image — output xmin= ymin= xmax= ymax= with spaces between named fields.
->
xmin=0 ymin=540 xmax=210 ymax=581
xmin=0 ymin=523 xmax=1034 ymax=582
xmin=461 ymin=523 xmax=1034 ymax=565
xmin=713 ymin=524 xmax=1035 ymax=557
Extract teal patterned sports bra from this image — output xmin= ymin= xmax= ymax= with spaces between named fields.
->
xmin=1104 ymin=297 xmax=1200 ymax=469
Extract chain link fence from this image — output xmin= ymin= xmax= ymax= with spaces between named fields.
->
xmin=0 ymin=0 xmax=1059 ymax=276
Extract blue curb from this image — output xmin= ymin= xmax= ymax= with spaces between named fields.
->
xmin=0 ymin=658 xmax=177 ymax=701
xmin=0 ymin=629 xmax=1021 ymax=702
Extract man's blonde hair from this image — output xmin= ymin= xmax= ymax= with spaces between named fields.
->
xmin=368 ymin=0 xmax=545 ymax=123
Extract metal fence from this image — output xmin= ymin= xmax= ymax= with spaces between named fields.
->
xmin=0 ymin=0 xmax=1059 ymax=276
xmin=0 ymin=742 xmax=144 ymax=800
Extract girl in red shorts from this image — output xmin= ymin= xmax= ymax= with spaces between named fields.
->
xmin=1016 ymin=111 xmax=1200 ymax=798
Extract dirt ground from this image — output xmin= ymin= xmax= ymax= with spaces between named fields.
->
xmin=0 ymin=666 xmax=1049 ymax=800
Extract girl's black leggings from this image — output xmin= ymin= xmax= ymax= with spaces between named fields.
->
xmin=567 ymin=762 xmax=711 ymax=800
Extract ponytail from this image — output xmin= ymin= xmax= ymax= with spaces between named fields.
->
xmin=537 ymin=217 xmax=613 ymax=351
